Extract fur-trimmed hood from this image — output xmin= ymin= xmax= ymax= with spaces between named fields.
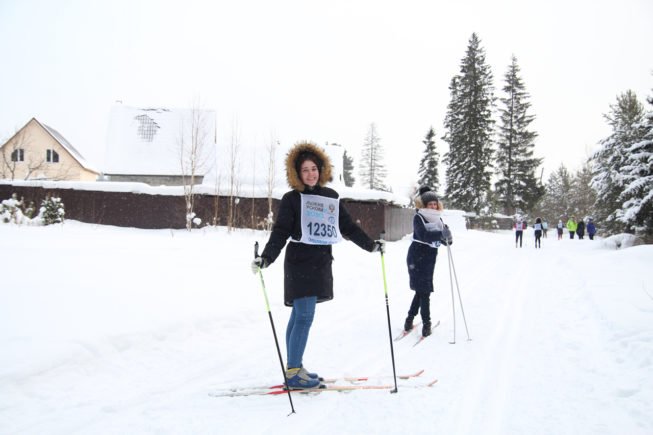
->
xmin=285 ymin=141 xmax=332 ymax=191
xmin=414 ymin=194 xmax=444 ymax=211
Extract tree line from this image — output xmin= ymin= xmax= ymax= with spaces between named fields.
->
xmin=343 ymin=33 xmax=652 ymax=242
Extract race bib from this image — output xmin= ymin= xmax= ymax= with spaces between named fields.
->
xmin=299 ymin=193 xmax=342 ymax=245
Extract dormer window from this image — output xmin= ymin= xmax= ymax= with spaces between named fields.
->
xmin=46 ymin=149 xmax=59 ymax=163
xmin=135 ymin=114 xmax=159 ymax=142
xmin=11 ymin=148 xmax=24 ymax=162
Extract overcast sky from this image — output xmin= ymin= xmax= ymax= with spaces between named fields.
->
xmin=1 ymin=0 xmax=651 ymax=195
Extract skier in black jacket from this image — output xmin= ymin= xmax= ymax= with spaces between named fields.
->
xmin=404 ymin=186 xmax=452 ymax=337
xmin=576 ymin=219 xmax=586 ymax=240
xmin=252 ymin=141 xmax=384 ymax=389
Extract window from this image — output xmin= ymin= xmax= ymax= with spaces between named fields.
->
xmin=11 ymin=148 xmax=24 ymax=162
xmin=135 ymin=114 xmax=159 ymax=142
xmin=46 ymin=149 xmax=59 ymax=163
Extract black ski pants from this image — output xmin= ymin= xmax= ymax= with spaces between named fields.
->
xmin=408 ymin=292 xmax=431 ymax=324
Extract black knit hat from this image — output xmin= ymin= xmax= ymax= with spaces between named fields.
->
xmin=295 ymin=151 xmax=323 ymax=177
xmin=419 ymin=186 xmax=438 ymax=205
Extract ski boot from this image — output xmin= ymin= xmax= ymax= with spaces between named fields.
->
xmin=299 ymin=366 xmax=322 ymax=381
xmin=404 ymin=316 xmax=414 ymax=332
xmin=285 ymin=367 xmax=321 ymax=389
xmin=422 ymin=321 xmax=432 ymax=337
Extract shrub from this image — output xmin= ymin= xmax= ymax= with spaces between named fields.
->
xmin=1 ymin=193 xmax=28 ymax=224
xmin=39 ymin=196 xmax=65 ymax=225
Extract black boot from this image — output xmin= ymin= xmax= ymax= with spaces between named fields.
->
xmin=422 ymin=321 xmax=432 ymax=337
xmin=404 ymin=316 xmax=414 ymax=332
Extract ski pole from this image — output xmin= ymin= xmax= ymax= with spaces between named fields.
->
xmin=445 ymin=239 xmax=457 ymax=344
xmin=446 ymin=243 xmax=471 ymax=341
xmin=378 ymin=233 xmax=398 ymax=393
xmin=254 ymin=241 xmax=296 ymax=415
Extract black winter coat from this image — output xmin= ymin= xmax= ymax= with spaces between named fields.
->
xmin=261 ymin=185 xmax=375 ymax=306
xmin=407 ymin=213 xmax=446 ymax=294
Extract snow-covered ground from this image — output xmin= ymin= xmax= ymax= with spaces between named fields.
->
xmin=1 ymin=213 xmax=651 ymax=435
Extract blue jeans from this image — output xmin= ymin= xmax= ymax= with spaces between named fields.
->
xmin=286 ymin=296 xmax=317 ymax=369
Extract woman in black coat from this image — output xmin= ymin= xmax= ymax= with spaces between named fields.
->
xmin=252 ymin=141 xmax=382 ymax=389
xmin=576 ymin=219 xmax=586 ymax=239
xmin=404 ymin=187 xmax=451 ymax=338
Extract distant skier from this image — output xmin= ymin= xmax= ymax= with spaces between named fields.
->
xmin=587 ymin=219 xmax=597 ymax=240
xmin=534 ymin=217 xmax=543 ymax=248
xmin=542 ymin=220 xmax=548 ymax=238
xmin=566 ymin=217 xmax=577 ymax=240
xmin=514 ymin=217 xmax=525 ymax=248
xmin=557 ymin=220 xmax=564 ymax=240
xmin=576 ymin=219 xmax=585 ymax=240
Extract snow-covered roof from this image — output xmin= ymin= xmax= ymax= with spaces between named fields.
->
xmin=104 ymin=104 xmax=217 ymax=176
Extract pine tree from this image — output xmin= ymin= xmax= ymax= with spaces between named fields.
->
xmin=443 ymin=33 xmax=495 ymax=213
xmin=495 ymin=56 xmax=542 ymax=215
xmin=570 ymin=161 xmax=597 ymax=220
xmin=536 ymin=164 xmax=573 ymax=222
xmin=590 ymin=90 xmax=646 ymax=235
xmin=417 ymin=127 xmax=440 ymax=191
xmin=343 ymin=149 xmax=355 ymax=187
xmin=618 ymin=86 xmax=653 ymax=241
xmin=359 ymin=123 xmax=389 ymax=191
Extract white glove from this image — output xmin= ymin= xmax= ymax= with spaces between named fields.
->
xmin=372 ymin=239 xmax=386 ymax=254
xmin=251 ymin=256 xmax=268 ymax=274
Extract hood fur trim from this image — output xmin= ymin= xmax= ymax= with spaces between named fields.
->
xmin=414 ymin=196 xmax=444 ymax=210
xmin=285 ymin=141 xmax=332 ymax=191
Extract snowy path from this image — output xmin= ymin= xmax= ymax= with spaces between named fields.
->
xmin=431 ymin=233 xmax=652 ymax=435
xmin=0 ymin=221 xmax=651 ymax=434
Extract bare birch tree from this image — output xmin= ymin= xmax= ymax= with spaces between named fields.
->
xmin=227 ymin=119 xmax=241 ymax=231
xmin=250 ymin=147 xmax=257 ymax=229
xmin=178 ymin=100 xmax=213 ymax=231
xmin=212 ymin=172 xmax=222 ymax=226
xmin=264 ymin=136 xmax=278 ymax=231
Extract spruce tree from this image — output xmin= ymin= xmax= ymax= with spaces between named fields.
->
xmin=343 ymin=149 xmax=356 ymax=187
xmin=359 ymin=123 xmax=389 ymax=191
xmin=570 ymin=161 xmax=597 ymax=220
xmin=590 ymin=90 xmax=646 ymax=234
xmin=39 ymin=196 xmax=65 ymax=225
xmin=495 ymin=56 xmax=542 ymax=215
xmin=537 ymin=164 xmax=573 ymax=222
xmin=442 ymin=33 xmax=495 ymax=213
xmin=417 ymin=127 xmax=440 ymax=191
xmin=618 ymin=86 xmax=653 ymax=241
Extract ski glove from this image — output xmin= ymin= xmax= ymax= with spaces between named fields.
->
xmin=441 ymin=226 xmax=453 ymax=246
xmin=372 ymin=239 xmax=386 ymax=254
xmin=250 ymin=256 xmax=268 ymax=274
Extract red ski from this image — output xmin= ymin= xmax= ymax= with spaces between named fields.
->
xmin=209 ymin=378 xmax=438 ymax=397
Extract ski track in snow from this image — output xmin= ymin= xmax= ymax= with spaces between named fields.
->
xmin=450 ymin=242 xmax=528 ymax=435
